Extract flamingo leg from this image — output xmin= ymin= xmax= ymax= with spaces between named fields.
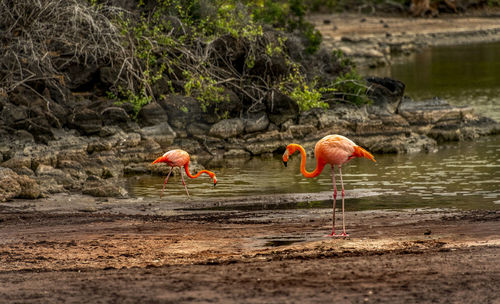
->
xmin=326 ymin=165 xmax=338 ymax=237
xmin=339 ymin=166 xmax=348 ymax=236
xmin=180 ymin=168 xmax=190 ymax=197
xmin=160 ymin=167 xmax=173 ymax=198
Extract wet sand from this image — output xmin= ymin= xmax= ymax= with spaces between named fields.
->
xmin=0 ymin=194 xmax=499 ymax=303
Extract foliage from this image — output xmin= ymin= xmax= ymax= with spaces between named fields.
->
xmin=251 ymin=0 xmax=322 ymax=54
xmin=331 ymin=71 xmax=371 ymax=105
xmin=279 ymin=65 xmax=328 ymax=111
xmin=1 ymin=0 xmax=370 ymax=118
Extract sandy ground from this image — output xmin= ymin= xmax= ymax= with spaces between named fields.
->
xmin=311 ymin=13 xmax=500 ymax=41
xmin=309 ymin=13 xmax=500 ymax=67
xmin=0 ymin=193 xmax=499 ymax=303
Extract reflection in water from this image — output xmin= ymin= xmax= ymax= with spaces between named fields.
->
xmin=128 ymin=135 xmax=500 ymax=210
xmin=362 ymin=41 xmax=500 ymax=122
xmin=129 ymin=42 xmax=500 ymax=211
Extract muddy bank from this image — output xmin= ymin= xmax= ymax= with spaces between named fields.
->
xmin=310 ymin=14 xmax=500 ymax=67
xmin=0 ymin=195 xmax=498 ymax=303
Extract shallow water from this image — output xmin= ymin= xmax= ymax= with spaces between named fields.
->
xmin=129 ymin=135 xmax=500 ymax=210
xmin=128 ymin=42 xmax=500 ymax=211
xmin=362 ymin=41 xmax=500 ymax=122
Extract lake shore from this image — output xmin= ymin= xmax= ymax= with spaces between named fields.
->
xmin=1 ymin=194 xmax=499 ymax=303
xmin=310 ymin=13 xmax=500 ymax=67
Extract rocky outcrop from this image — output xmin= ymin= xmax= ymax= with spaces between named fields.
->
xmin=0 ymin=76 xmax=498 ymax=200
xmin=0 ymin=167 xmax=40 ymax=201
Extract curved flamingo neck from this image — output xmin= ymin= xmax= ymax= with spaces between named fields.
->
xmin=184 ymin=161 xmax=215 ymax=181
xmin=291 ymin=144 xmax=325 ymax=178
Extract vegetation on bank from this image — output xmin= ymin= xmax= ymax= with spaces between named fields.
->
xmin=0 ymin=0 xmax=371 ymax=121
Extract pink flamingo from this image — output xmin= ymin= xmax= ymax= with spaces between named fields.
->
xmin=151 ymin=149 xmax=217 ymax=197
xmin=283 ymin=135 xmax=376 ymax=236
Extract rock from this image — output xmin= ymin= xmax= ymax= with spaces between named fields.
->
xmin=209 ymin=118 xmax=245 ymax=139
xmin=224 ymin=149 xmax=251 ymax=158
xmin=14 ymin=116 xmax=53 ymax=143
xmin=244 ymin=130 xmax=292 ymax=155
xmin=265 ymin=90 xmax=299 ymax=126
xmin=366 ymin=77 xmax=406 ymax=114
xmin=1 ymin=153 xmax=32 ymax=170
xmin=82 ymin=178 xmax=128 ymax=198
xmin=35 ymin=164 xmax=75 ymax=189
xmin=397 ymin=97 xmax=455 ymax=125
xmin=69 ymin=108 xmax=102 ymax=135
xmin=159 ymin=95 xmax=202 ymax=129
xmin=17 ymin=175 xmax=41 ymax=199
xmin=244 ymin=112 xmax=269 ymax=133
xmin=118 ymin=137 xmax=162 ymax=164
xmin=140 ymin=122 xmax=176 ymax=148
xmin=1 ymin=103 xmax=27 ymax=124
xmin=355 ymin=114 xmax=410 ymax=136
xmin=202 ymin=89 xmax=243 ymax=121
xmin=0 ymin=167 xmax=22 ymax=201
xmin=289 ymin=124 xmax=317 ymax=139
xmin=187 ymin=122 xmax=211 ymax=136
xmin=137 ymin=102 xmax=168 ymax=126
xmin=101 ymin=107 xmax=131 ymax=125
xmin=172 ymin=138 xmax=203 ymax=154
xmin=87 ymin=138 xmax=117 ymax=154
xmin=358 ymin=133 xmax=437 ymax=154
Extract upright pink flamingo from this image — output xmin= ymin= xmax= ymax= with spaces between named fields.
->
xmin=283 ymin=135 xmax=376 ymax=236
xmin=151 ymin=149 xmax=217 ymax=197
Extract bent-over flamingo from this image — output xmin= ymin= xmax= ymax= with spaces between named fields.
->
xmin=283 ymin=135 xmax=375 ymax=237
xmin=151 ymin=149 xmax=217 ymax=198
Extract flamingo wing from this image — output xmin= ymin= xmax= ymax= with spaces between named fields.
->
xmin=163 ymin=149 xmax=190 ymax=167
xmin=315 ymin=135 xmax=356 ymax=166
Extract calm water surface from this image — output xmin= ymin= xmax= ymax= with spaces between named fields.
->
xmin=129 ymin=135 xmax=500 ymax=210
xmin=363 ymin=41 xmax=500 ymax=122
xmin=129 ymin=42 xmax=500 ymax=210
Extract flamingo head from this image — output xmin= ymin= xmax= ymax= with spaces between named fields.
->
xmin=210 ymin=173 xmax=217 ymax=187
xmin=282 ymin=144 xmax=298 ymax=167
xmin=151 ymin=155 xmax=167 ymax=165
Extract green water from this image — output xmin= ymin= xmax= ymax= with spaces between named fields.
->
xmin=129 ymin=135 xmax=500 ymax=210
xmin=129 ymin=42 xmax=500 ymax=210
xmin=363 ymin=41 xmax=500 ymax=122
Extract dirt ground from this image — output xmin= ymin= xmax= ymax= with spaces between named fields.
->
xmin=0 ymin=192 xmax=499 ymax=303
xmin=310 ymin=13 xmax=500 ymax=41
xmin=309 ymin=13 xmax=500 ymax=67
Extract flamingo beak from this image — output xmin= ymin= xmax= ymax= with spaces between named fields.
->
xmin=151 ymin=156 xmax=163 ymax=165
xmin=282 ymin=150 xmax=289 ymax=167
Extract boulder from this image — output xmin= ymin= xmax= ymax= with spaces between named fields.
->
xmin=357 ymin=133 xmax=437 ymax=154
xmin=244 ymin=112 xmax=270 ymax=133
xmin=265 ymin=90 xmax=299 ymax=126
xmin=140 ymin=122 xmax=177 ymax=148
xmin=1 ymin=103 xmax=28 ymax=125
xmin=69 ymin=108 xmax=102 ymax=135
xmin=187 ymin=122 xmax=211 ymax=136
xmin=366 ymin=77 xmax=406 ymax=114
xmin=137 ymin=102 xmax=168 ymax=126
xmin=209 ymin=118 xmax=245 ymax=139
xmin=159 ymin=95 xmax=202 ymax=130
xmin=101 ymin=107 xmax=131 ymax=125
xmin=17 ymin=174 xmax=41 ymax=199
xmin=35 ymin=164 xmax=75 ymax=189
xmin=0 ymin=167 xmax=22 ymax=201
xmin=82 ymin=178 xmax=128 ymax=198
